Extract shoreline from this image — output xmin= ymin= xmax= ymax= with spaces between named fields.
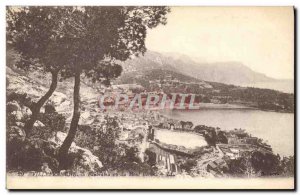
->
xmin=153 ymin=110 xmax=293 ymax=158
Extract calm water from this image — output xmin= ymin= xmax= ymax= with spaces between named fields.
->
xmin=161 ymin=108 xmax=294 ymax=157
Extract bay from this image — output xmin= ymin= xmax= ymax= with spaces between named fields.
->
xmin=160 ymin=108 xmax=294 ymax=157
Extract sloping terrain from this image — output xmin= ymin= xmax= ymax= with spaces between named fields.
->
xmin=118 ymin=50 xmax=293 ymax=93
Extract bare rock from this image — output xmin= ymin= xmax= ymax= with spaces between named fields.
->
xmin=33 ymin=120 xmax=45 ymax=127
xmin=11 ymin=110 xmax=23 ymax=121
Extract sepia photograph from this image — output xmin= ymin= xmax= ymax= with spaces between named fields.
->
xmin=5 ymin=6 xmax=295 ymax=190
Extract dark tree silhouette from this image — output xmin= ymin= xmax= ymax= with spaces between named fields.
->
xmin=56 ymin=7 xmax=170 ymax=168
xmin=6 ymin=7 xmax=75 ymax=136
xmin=204 ymin=129 xmax=217 ymax=147
xmin=250 ymin=151 xmax=280 ymax=176
xmin=217 ymin=131 xmax=228 ymax=144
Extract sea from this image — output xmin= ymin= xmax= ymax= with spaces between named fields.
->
xmin=160 ymin=107 xmax=294 ymax=157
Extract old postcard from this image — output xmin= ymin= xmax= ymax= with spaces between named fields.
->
xmin=6 ymin=6 xmax=294 ymax=189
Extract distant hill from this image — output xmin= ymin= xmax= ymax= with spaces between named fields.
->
xmin=119 ymin=50 xmax=293 ymax=93
xmin=116 ymin=68 xmax=213 ymax=92
xmin=6 ymin=49 xmax=294 ymax=113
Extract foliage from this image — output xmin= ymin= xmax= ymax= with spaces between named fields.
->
xmin=227 ymin=156 xmax=249 ymax=176
xmin=7 ymin=7 xmax=75 ymax=136
xmin=216 ymin=131 xmax=228 ymax=144
xmin=53 ymin=6 xmax=171 ymax=83
xmin=6 ymin=93 xmax=62 ymax=173
xmin=179 ymin=121 xmax=193 ymax=129
xmin=7 ymin=137 xmax=59 ymax=172
xmin=180 ymin=159 xmax=197 ymax=173
xmin=74 ymin=117 xmax=154 ymax=175
xmin=227 ymin=150 xmax=294 ymax=177
xmin=209 ymin=82 xmax=294 ymax=113
xmin=120 ymin=68 xmax=294 ymax=113
xmin=7 ymin=92 xmax=33 ymax=109
xmin=113 ymin=145 xmax=154 ymax=176
xmin=7 ymin=7 xmax=73 ymax=74
xmin=250 ymin=151 xmax=281 ymax=176
xmin=38 ymin=105 xmax=66 ymax=133
xmin=7 ymin=6 xmax=171 ymax=173
xmin=279 ymin=156 xmax=294 ymax=177
xmin=75 ymin=117 xmax=121 ymax=166
xmin=58 ymin=6 xmax=170 ymax=163
xmin=204 ymin=129 xmax=217 ymax=147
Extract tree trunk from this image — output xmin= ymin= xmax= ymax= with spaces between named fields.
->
xmin=58 ymin=71 xmax=81 ymax=169
xmin=24 ymin=70 xmax=59 ymax=136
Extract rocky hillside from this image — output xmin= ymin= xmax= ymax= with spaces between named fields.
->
xmin=6 ymin=65 xmax=102 ymax=126
xmin=6 ymin=69 xmax=103 ymax=175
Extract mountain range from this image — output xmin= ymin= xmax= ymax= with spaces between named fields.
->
xmin=119 ymin=51 xmax=293 ymax=93
xmin=6 ymin=48 xmax=294 ymax=113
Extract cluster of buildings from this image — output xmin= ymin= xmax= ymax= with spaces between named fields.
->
xmin=225 ymin=129 xmax=272 ymax=152
xmin=82 ymin=95 xmax=273 ymax=178
xmin=148 ymin=75 xmax=212 ymax=91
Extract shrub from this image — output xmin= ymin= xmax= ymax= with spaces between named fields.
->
xmin=180 ymin=159 xmax=197 ymax=173
xmin=7 ymin=137 xmax=59 ymax=172
xmin=7 ymin=92 xmax=32 ymax=108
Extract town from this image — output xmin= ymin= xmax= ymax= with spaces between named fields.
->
xmin=96 ymin=108 xmax=276 ymax=177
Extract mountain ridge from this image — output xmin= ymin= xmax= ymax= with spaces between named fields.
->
xmin=119 ymin=50 xmax=293 ymax=93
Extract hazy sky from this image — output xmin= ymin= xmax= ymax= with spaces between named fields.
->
xmin=146 ymin=7 xmax=294 ymax=79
